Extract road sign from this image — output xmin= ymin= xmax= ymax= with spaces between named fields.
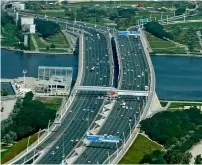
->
xmin=86 ymin=135 xmax=120 ymax=143
xmin=129 ymin=31 xmax=140 ymax=36
xmin=118 ymin=31 xmax=130 ymax=36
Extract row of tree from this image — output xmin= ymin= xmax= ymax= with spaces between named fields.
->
xmin=1 ymin=92 xmax=56 ymax=144
xmin=141 ymin=108 xmax=202 ymax=147
xmin=141 ymin=150 xmax=202 ymax=164
xmin=140 ymin=107 xmax=202 ymax=164
xmin=144 ymin=21 xmax=173 ymax=40
xmin=35 ymin=19 xmax=61 ymax=38
xmin=64 ymin=6 xmax=136 ymax=22
xmin=1 ymin=89 xmax=9 ymax=96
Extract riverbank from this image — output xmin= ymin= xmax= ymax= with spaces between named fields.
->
xmin=151 ymin=53 xmax=202 ymax=57
xmin=1 ymin=47 xmax=73 ymax=55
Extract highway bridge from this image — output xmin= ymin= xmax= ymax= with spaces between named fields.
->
xmin=5 ymin=9 xmax=156 ymax=165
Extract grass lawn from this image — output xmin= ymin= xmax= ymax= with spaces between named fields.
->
xmin=164 ymin=24 xmax=201 ymax=53
xmin=146 ymin=32 xmax=187 ymax=54
xmin=33 ymin=31 xmax=69 ymax=51
xmin=70 ymin=1 xmax=175 ymax=8
xmin=1 ymin=133 xmax=41 ymax=164
xmin=146 ymin=32 xmax=175 ymax=48
xmin=119 ymin=134 xmax=163 ymax=164
xmin=0 ymin=146 xmax=13 ymax=159
xmin=36 ymin=97 xmax=63 ymax=111
xmin=164 ymin=22 xmax=202 ymax=29
xmin=45 ymin=32 xmax=69 ymax=48
xmin=169 ymin=102 xmax=202 ymax=109
xmin=136 ymin=11 xmax=174 ymax=21
xmin=30 ymin=36 xmax=36 ymax=51
xmin=34 ymin=33 xmax=47 ymax=48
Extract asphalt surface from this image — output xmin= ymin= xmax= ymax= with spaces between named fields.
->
xmin=7 ymin=11 xmax=151 ymax=165
xmin=12 ymin=28 xmax=113 ymax=164
xmin=74 ymin=34 xmax=150 ymax=164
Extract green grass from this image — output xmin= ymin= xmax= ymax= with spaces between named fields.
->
xmin=1 ymin=133 xmax=40 ymax=164
xmin=44 ymin=103 xmax=61 ymax=110
xmin=169 ymin=102 xmax=202 ymax=109
xmin=45 ymin=32 xmax=68 ymax=48
xmin=34 ymin=33 xmax=47 ymax=48
xmin=36 ymin=97 xmax=62 ymax=110
xmin=33 ymin=31 xmax=69 ymax=51
xmin=164 ymin=23 xmax=201 ymax=53
xmin=152 ymin=47 xmax=187 ymax=54
xmin=0 ymin=146 xmax=13 ymax=159
xmin=119 ymin=134 xmax=163 ymax=164
xmin=164 ymin=22 xmax=202 ymax=29
xmin=30 ymin=35 xmax=36 ymax=51
xmin=136 ymin=11 xmax=174 ymax=21
xmin=70 ymin=1 xmax=175 ymax=8
xmin=147 ymin=32 xmax=175 ymax=48
xmin=146 ymin=32 xmax=187 ymax=54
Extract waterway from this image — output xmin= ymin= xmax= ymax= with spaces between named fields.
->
xmin=1 ymin=49 xmax=202 ymax=101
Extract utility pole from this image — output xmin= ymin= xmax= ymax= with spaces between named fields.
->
xmin=22 ymin=70 xmax=27 ymax=86
xmin=161 ymin=12 xmax=163 ymax=21
xmin=116 ymin=142 xmax=118 ymax=155
xmin=123 ymin=132 xmax=125 ymax=147
xmin=47 ymin=120 xmax=51 ymax=132
xmin=129 ymin=123 xmax=132 ymax=137
xmin=74 ymin=10 xmax=77 ymax=24
xmin=38 ymin=129 xmax=41 ymax=144
xmin=16 ymin=12 xmax=19 ymax=26
xmin=108 ymin=151 xmax=110 ymax=164
xmin=27 ymin=136 xmax=31 ymax=152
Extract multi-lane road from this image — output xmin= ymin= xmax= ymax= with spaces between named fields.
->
xmin=73 ymin=33 xmax=150 ymax=164
xmin=6 ymin=9 xmax=154 ymax=165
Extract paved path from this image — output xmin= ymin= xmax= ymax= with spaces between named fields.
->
xmin=189 ymin=140 xmax=202 ymax=163
xmin=31 ymin=34 xmax=39 ymax=52
xmin=1 ymin=99 xmax=17 ymax=121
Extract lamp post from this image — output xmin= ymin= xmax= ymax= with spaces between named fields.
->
xmin=22 ymin=70 xmax=27 ymax=86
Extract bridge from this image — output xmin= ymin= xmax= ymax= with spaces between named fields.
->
xmin=5 ymin=6 xmax=156 ymax=165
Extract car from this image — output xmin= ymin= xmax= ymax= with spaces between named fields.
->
xmin=90 ymin=67 xmax=95 ymax=72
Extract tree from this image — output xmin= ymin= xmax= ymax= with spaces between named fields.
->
xmin=175 ymin=7 xmax=186 ymax=16
xmin=3 ymin=134 xmax=13 ymax=145
xmin=181 ymin=152 xmax=192 ymax=164
xmin=140 ymin=150 xmax=166 ymax=164
xmin=35 ymin=19 xmax=60 ymax=38
xmin=1 ymin=89 xmax=9 ymax=96
xmin=9 ymin=131 xmax=17 ymax=141
xmin=144 ymin=21 xmax=173 ymax=40
xmin=50 ymin=44 xmax=56 ymax=49
xmin=46 ymin=45 xmax=49 ymax=50
xmin=195 ymin=154 xmax=202 ymax=164
xmin=23 ymin=92 xmax=34 ymax=105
